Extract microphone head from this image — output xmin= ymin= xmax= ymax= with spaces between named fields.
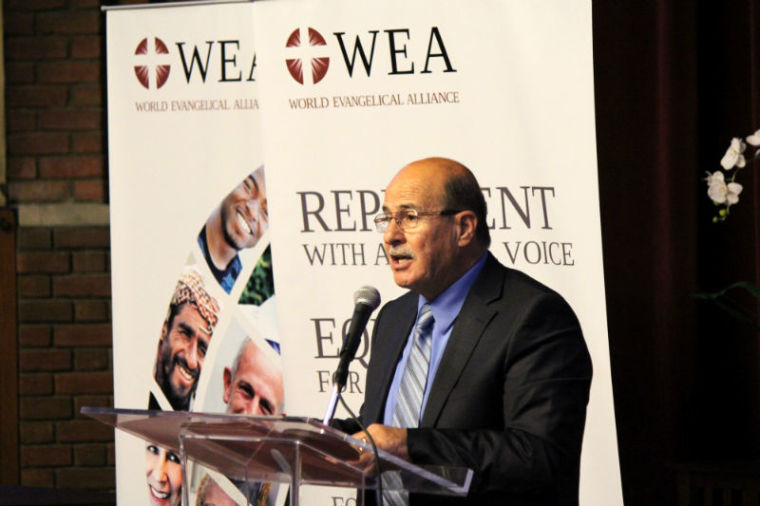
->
xmin=354 ymin=285 xmax=381 ymax=310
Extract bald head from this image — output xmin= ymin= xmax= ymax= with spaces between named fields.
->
xmin=223 ymin=338 xmax=284 ymax=416
xmin=403 ymin=156 xmax=467 ymax=175
xmin=396 ymin=157 xmax=490 ymax=247
xmin=396 ymin=156 xmax=464 ymax=182
xmin=382 ymin=157 xmax=488 ymax=299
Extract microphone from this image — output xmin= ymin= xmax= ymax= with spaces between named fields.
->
xmin=332 ymin=286 xmax=381 ymax=391
xmin=322 ymin=286 xmax=380 ymax=425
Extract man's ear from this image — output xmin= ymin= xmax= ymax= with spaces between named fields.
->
xmin=456 ymin=211 xmax=478 ymax=246
xmin=223 ymin=367 xmax=232 ymax=404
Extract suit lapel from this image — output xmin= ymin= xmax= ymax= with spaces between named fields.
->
xmin=420 ymin=254 xmax=504 ymax=427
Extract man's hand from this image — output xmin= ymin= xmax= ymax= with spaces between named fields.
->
xmin=351 ymin=424 xmax=409 ymax=473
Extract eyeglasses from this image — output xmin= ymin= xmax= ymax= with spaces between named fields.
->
xmin=373 ymin=209 xmax=460 ymax=232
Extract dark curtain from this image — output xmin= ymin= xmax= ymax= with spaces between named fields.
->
xmin=594 ymin=1 xmax=760 ymax=504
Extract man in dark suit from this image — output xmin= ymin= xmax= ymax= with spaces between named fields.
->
xmin=338 ymin=157 xmax=592 ymax=505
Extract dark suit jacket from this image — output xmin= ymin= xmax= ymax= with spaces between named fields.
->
xmin=337 ymin=253 xmax=592 ymax=506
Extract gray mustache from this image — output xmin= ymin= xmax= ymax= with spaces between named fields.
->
xmin=387 ymin=247 xmax=414 ymax=258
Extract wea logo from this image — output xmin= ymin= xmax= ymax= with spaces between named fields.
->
xmin=132 ymin=36 xmax=257 ymax=91
xmin=284 ymin=25 xmax=457 ymax=86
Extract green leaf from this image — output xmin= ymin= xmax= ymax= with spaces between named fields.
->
xmin=694 ymin=281 xmax=760 ymax=332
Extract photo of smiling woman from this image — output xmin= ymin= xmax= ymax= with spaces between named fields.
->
xmin=145 ymin=442 xmax=182 ymax=506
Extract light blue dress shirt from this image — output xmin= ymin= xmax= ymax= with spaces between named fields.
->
xmin=382 ymin=252 xmax=488 ymax=426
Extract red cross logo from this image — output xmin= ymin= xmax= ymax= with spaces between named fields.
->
xmin=134 ymin=37 xmax=171 ymax=90
xmin=285 ymin=28 xmax=330 ymax=85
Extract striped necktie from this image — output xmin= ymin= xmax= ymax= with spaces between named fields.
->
xmin=393 ymin=303 xmax=434 ymax=428
xmin=384 ymin=303 xmax=434 ymax=505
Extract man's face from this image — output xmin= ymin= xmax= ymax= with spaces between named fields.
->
xmin=382 ymin=163 xmax=461 ymax=299
xmin=220 ymin=170 xmax=268 ymax=251
xmin=145 ymin=443 xmax=182 ymax=506
xmin=223 ymin=340 xmax=284 ymax=416
xmin=156 ymin=303 xmax=211 ymax=410
xmin=199 ymin=478 xmax=237 ymax=506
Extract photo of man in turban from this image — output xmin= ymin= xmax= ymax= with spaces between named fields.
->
xmin=151 ymin=267 xmax=221 ymax=411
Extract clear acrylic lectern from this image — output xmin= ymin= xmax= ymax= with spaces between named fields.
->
xmin=82 ymin=407 xmax=472 ymax=506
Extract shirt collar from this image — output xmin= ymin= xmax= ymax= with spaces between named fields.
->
xmin=418 ymin=252 xmax=488 ymax=333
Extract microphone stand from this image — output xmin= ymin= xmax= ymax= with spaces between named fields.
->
xmin=322 ymin=383 xmax=341 ymax=425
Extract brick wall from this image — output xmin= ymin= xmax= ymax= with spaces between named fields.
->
xmin=5 ymin=1 xmax=106 ymax=206
xmin=3 ymin=0 xmax=143 ymax=492
xmin=16 ymin=226 xmax=114 ymax=489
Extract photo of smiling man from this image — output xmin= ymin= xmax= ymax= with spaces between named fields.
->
xmin=151 ymin=266 xmax=221 ymax=411
xmin=198 ymin=167 xmax=269 ymax=294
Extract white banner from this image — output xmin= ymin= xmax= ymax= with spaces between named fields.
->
xmin=106 ymin=4 xmax=282 ymax=506
xmin=107 ymin=1 xmax=621 ymax=505
xmin=252 ymin=1 xmax=620 ymax=503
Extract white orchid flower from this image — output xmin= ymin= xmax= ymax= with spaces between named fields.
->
xmin=720 ymin=137 xmax=747 ymax=169
xmin=746 ymin=129 xmax=760 ymax=146
xmin=707 ymin=171 xmax=743 ymax=205
xmin=726 ymin=182 xmax=743 ymax=204
xmin=706 ymin=171 xmax=726 ymax=203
